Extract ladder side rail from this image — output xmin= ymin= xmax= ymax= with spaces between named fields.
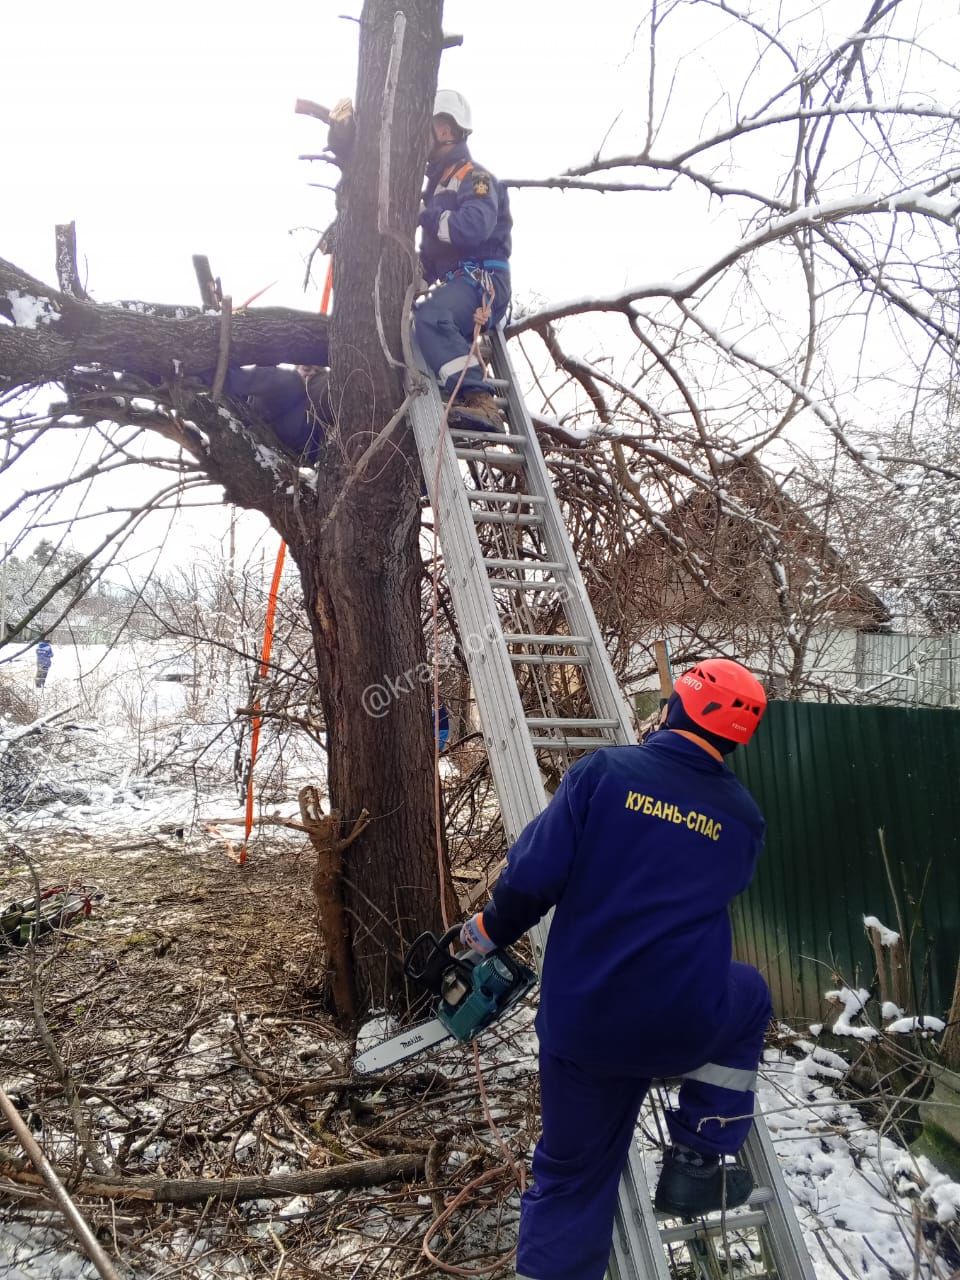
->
xmin=742 ymin=1120 xmax=816 ymax=1280
xmin=408 ymin=365 xmax=553 ymax=979
xmin=612 ymin=1145 xmax=674 ymax=1280
xmin=489 ymin=330 xmax=637 ymax=744
xmin=407 ymin=374 xmax=547 ymax=845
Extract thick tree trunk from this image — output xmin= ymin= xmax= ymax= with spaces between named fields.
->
xmin=292 ymin=0 xmax=458 ymax=1012
xmin=0 ymin=257 xmax=329 ymax=387
xmin=295 ymin=528 xmax=454 ymax=1011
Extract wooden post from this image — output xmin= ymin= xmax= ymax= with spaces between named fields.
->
xmin=866 ymin=921 xmax=892 ymax=1008
xmin=654 ymin=639 xmax=674 ymax=700
xmin=941 ymin=957 xmax=960 ymax=1071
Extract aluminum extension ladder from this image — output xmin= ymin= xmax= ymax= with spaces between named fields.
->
xmin=407 ymin=327 xmax=814 ymax=1280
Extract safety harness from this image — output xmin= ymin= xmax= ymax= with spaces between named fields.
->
xmin=433 ymin=160 xmax=510 ymax=306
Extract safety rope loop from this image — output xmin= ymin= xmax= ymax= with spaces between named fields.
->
xmin=463 ymin=265 xmax=496 ymax=331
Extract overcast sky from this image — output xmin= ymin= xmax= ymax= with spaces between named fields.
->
xmin=2 ymin=1 xmax=664 ymax=308
xmin=2 ymin=1 xmax=660 ymax=572
xmin=2 ymin=1 xmax=957 ymax=577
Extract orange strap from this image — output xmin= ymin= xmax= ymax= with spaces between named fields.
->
xmin=439 ymin=159 xmax=474 ymax=187
xmin=237 ymin=279 xmax=278 ymax=311
xmin=241 ymin=541 xmax=287 ymax=863
xmin=320 ymin=261 xmax=334 ymax=315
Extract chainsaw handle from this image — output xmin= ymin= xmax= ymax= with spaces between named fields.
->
xmin=403 ymin=925 xmax=462 ymax=984
xmin=437 ymin=924 xmax=463 ymax=952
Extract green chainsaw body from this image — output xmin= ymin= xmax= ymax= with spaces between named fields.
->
xmin=404 ymin=925 xmax=537 ymax=1043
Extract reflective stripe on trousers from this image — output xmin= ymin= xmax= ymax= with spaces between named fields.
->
xmin=683 ymin=1061 xmax=758 ymax=1092
xmin=516 ymin=962 xmax=772 ymax=1280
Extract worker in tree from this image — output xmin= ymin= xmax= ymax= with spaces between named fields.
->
xmin=35 ymin=639 xmax=53 ymax=689
xmin=222 ymin=365 xmax=330 ymax=465
xmin=460 ymin=658 xmax=771 ymax=1280
xmin=415 ymin=89 xmax=512 ymax=433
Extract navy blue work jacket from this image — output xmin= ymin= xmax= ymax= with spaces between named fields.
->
xmin=482 ymin=733 xmax=766 ymax=1074
xmin=419 ymin=142 xmax=512 ymax=283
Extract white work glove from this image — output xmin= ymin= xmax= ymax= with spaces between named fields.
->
xmin=460 ymin=913 xmax=495 ymax=955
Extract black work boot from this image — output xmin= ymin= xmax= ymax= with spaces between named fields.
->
xmin=654 ymin=1145 xmax=754 ymax=1216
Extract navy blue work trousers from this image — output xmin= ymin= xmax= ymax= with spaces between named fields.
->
xmin=517 ymin=961 xmax=772 ymax=1280
xmin=414 ymin=272 xmax=510 ymax=395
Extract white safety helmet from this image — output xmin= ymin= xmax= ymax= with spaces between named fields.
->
xmin=433 ymin=89 xmax=472 ymax=135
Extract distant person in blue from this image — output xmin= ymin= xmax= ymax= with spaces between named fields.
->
xmin=460 ymin=658 xmax=771 ymax=1280
xmin=415 ymin=90 xmax=512 ymax=434
xmin=433 ymin=703 xmax=450 ymax=753
xmin=35 ymin=639 xmax=53 ymax=689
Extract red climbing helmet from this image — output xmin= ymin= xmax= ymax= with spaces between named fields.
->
xmin=674 ymin=658 xmax=767 ymax=745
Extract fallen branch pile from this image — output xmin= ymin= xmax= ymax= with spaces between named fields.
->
xmin=0 ymin=828 xmax=538 ymax=1278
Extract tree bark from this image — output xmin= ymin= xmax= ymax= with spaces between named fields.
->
xmin=304 ymin=789 xmax=370 ymax=1020
xmin=0 ymin=256 xmax=330 ymax=387
xmin=294 ymin=0 xmax=459 ymax=1011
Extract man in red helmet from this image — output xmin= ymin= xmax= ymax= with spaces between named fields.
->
xmin=460 ymin=658 xmax=771 ymax=1280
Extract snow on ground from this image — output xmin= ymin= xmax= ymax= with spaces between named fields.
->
xmin=2 ymin=641 xmax=959 ymax=1277
xmin=0 ymin=641 xmax=319 ymax=840
xmin=761 ymin=1042 xmax=960 ymax=1279
xmin=5 ymin=983 xmax=959 ymax=1278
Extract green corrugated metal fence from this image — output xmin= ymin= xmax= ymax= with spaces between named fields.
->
xmin=730 ymin=701 xmax=960 ymax=1024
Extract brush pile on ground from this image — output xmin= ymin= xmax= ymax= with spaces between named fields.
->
xmin=0 ymin=830 xmax=538 ymax=1278
xmin=1 ymin=654 xmax=959 ymax=1278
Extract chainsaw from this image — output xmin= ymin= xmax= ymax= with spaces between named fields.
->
xmin=352 ymin=925 xmax=537 ymax=1074
xmin=0 ymin=884 xmax=102 ymax=948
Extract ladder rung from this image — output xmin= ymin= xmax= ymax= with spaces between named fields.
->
xmin=486 ymin=378 xmax=510 ymax=388
xmin=504 ymin=633 xmax=592 ymax=646
xmin=526 ymin=717 xmax=619 ymax=730
xmin=486 ymin=577 xmax=565 ymax=590
xmin=449 ymin=427 xmax=525 ymax=445
xmin=464 ymin=489 xmax=546 ymax=505
xmin=529 ymin=735 xmax=614 ymax=750
xmin=454 ymin=448 xmax=526 ymax=468
xmin=658 ymin=1207 xmax=770 ymax=1245
xmin=471 ymin=511 xmax=542 ymax=526
xmin=510 ymin=654 xmax=588 ymax=666
xmin=483 ymin=558 xmax=565 ymax=571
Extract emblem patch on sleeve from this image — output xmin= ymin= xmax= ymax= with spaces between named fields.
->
xmin=472 ymin=172 xmax=491 ymax=197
